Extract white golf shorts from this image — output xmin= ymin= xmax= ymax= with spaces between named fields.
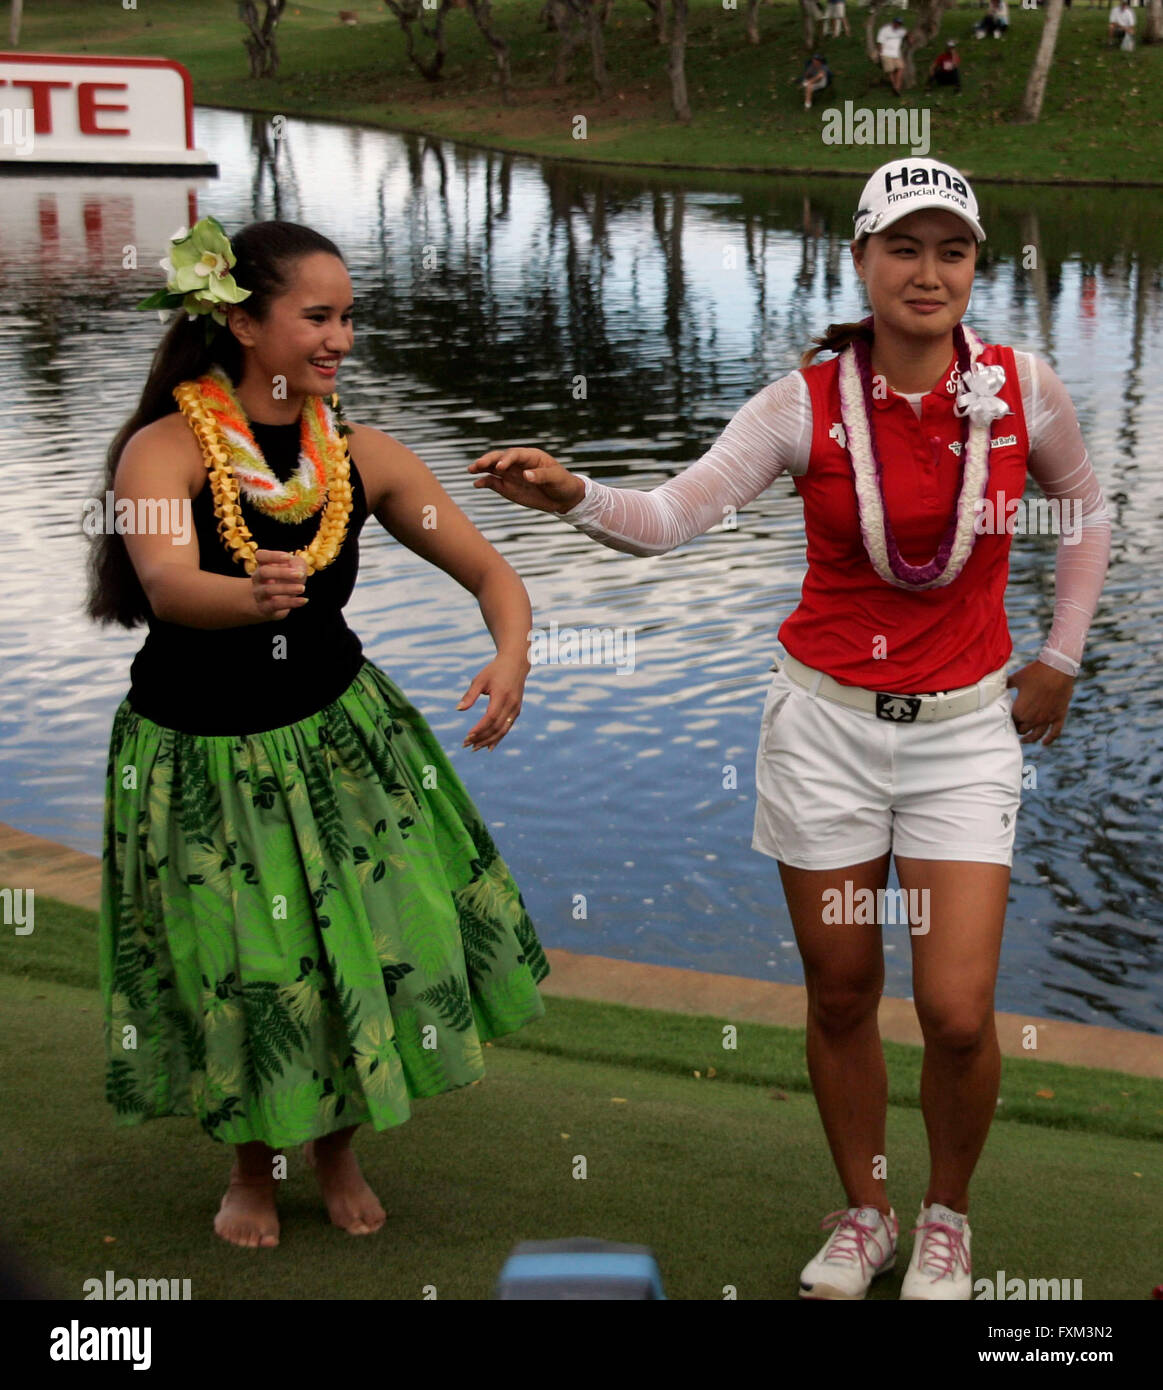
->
xmin=751 ymin=663 xmax=1023 ymax=870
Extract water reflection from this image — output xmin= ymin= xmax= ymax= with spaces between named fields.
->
xmin=1 ymin=106 xmax=1160 ymax=1032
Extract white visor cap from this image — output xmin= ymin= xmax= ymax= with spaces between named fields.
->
xmin=853 ymin=158 xmax=986 ymax=243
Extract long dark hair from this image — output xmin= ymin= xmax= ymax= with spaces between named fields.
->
xmin=84 ymin=220 xmax=345 ymax=628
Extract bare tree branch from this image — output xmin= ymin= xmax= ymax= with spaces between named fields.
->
xmin=541 ymin=0 xmax=613 ymax=98
xmin=237 ymin=0 xmax=287 ymax=79
xmin=383 ymin=0 xmax=456 ymax=83
xmin=543 ymin=0 xmax=586 ymax=86
xmin=464 ymin=0 xmax=513 ymax=101
xmin=899 ymin=0 xmax=956 ymax=90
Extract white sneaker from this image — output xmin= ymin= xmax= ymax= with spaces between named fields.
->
xmin=799 ymin=1205 xmax=898 ymax=1300
xmin=900 ymin=1202 xmax=973 ymax=1300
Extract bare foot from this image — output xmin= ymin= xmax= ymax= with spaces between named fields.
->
xmin=303 ymin=1138 xmax=386 ymax=1235
xmin=214 ymin=1172 xmax=280 ymax=1249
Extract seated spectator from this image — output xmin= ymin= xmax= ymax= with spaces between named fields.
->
xmin=800 ymin=53 xmax=832 ymax=110
xmin=876 ymin=16 xmax=908 ymax=95
xmin=1108 ymin=3 xmax=1135 ymax=44
xmin=928 ymin=39 xmax=962 ymax=89
xmin=974 ymin=0 xmax=1009 ymax=38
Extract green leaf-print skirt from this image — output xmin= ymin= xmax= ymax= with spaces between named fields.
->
xmin=98 ymin=658 xmax=550 ymax=1148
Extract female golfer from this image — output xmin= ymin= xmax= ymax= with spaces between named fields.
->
xmin=469 ymin=158 xmax=1111 ymax=1300
xmin=87 ymin=218 xmax=549 ymax=1249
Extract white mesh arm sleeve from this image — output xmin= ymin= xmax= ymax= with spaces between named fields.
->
xmin=1017 ymin=350 xmax=1112 ymax=678
xmin=557 ymin=371 xmax=812 ymax=556
xmin=556 ymin=352 xmax=1111 ymax=678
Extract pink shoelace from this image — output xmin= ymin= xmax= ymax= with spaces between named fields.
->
xmin=910 ymin=1217 xmax=971 ymax=1280
xmin=818 ymin=1208 xmax=892 ymax=1276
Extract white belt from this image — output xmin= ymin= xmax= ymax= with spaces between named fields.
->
xmin=775 ymin=653 xmax=1007 ymax=724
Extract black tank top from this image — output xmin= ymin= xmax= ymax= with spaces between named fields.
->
xmin=127 ymin=415 xmax=369 ymax=735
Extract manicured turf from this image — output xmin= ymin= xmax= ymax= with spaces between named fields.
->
xmin=2 ymin=889 xmax=1160 ymax=1299
xmin=16 ymin=0 xmax=1163 ymax=184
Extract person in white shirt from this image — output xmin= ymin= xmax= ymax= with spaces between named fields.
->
xmin=1108 ymin=3 xmax=1135 ymax=43
xmin=876 ymin=17 xmax=908 ymax=94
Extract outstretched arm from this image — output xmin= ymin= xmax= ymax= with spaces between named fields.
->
xmin=549 ymin=371 xmax=812 ymax=556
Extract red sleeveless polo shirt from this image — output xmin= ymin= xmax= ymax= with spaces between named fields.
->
xmin=777 ymin=341 xmax=1028 ymax=694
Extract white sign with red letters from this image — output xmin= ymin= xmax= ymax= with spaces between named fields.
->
xmin=0 ymin=53 xmax=213 ymax=168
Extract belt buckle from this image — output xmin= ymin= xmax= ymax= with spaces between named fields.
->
xmin=876 ymin=693 xmax=922 ymax=723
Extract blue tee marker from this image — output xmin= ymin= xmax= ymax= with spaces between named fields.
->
xmin=495 ymin=1238 xmax=666 ymax=1300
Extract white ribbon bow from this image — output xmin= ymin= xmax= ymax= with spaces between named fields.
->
xmin=954 ymin=363 xmax=1011 ymax=428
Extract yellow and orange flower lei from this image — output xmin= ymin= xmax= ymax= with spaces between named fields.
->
xmin=172 ymin=366 xmax=353 ymax=576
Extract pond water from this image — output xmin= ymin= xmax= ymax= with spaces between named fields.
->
xmin=1 ymin=106 xmax=1160 ymax=1033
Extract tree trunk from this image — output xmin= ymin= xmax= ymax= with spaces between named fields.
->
xmin=668 ymin=0 xmax=691 ymax=122
xmin=465 ymin=0 xmax=513 ymax=102
xmin=545 ymin=0 xmax=585 ymax=86
xmin=1015 ymin=0 xmax=1064 ymax=123
xmin=383 ymin=0 xmax=455 ymax=83
xmin=642 ymin=0 xmax=668 ymax=43
xmin=1017 ymin=209 xmax=1052 ymax=351
xmin=1144 ymin=0 xmax=1162 ymax=43
xmin=900 ymin=0 xmax=955 ymax=90
xmin=581 ymin=0 xmax=612 ymax=97
xmin=865 ymin=1 xmax=887 ymax=63
xmin=237 ymin=0 xmax=287 ymax=79
xmin=801 ymin=0 xmax=819 ymax=49
xmin=9 ymin=0 xmax=23 ymax=48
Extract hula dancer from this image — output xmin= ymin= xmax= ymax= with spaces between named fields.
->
xmin=469 ymin=159 xmax=1111 ymax=1300
xmin=86 ymin=219 xmax=549 ymax=1249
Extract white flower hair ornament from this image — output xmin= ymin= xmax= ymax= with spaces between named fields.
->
xmin=954 ymin=363 xmax=1010 ymax=428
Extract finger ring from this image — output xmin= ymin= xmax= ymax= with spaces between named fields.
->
xmin=505 ymin=718 xmax=514 ymax=724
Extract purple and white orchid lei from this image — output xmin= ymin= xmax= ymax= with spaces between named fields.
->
xmin=838 ymin=317 xmax=1010 ymax=589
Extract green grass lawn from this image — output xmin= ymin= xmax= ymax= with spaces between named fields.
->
xmin=2 ymin=888 xmax=1161 ymax=1299
xmin=13 ymin=0 xmax=1163 ymax=184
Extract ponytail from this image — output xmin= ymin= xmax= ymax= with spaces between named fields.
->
xmin=800 ymin=315 xmax=874 ymax=369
